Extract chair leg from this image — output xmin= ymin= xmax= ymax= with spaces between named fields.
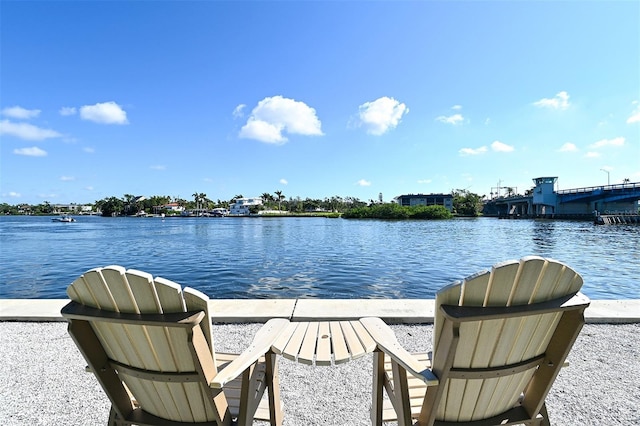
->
xmin=371 ymin=352 xmax=385 ymax=426
xmin=391 ymin=361 xmax=413 ymax=426
xmin=539 ymin=403 xmax=551 ymax=426
xmin=266 ymin=353 xmax=284 ymax=426
xmin=108 ymin=406 xmax=125 ymax=426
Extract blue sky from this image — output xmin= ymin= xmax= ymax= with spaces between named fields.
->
xmin=1 ymin=0 xmax=639 ymax=205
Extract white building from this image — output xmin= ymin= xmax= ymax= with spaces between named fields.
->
xmin=159 ymin=203 xmax=184 ymax=212
xmin=229 ymin=197 xmax=263 ymax=215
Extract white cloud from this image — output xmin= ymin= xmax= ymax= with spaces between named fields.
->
xmin=491 ymin=140 xmax=514 ymax=152
xmin=233 ymin=104 xmax=246 ymax=119
xmin=558 ymin=142 xmax=578 ymax=152
xmin=240 ymin=119 xmax=285 ymax=143
xmin=0 ymin=120 xmax=61 ymax=140
xmin=355 ymin=96 xmax=408 ymax=135
xmin=627 ymin=104 xmax=640 ymax=124
xmin=357 ymin=179 xmax=372 ymax=187
xmin=80 ymin=101 xmax=128 ymax=124
xmin=459 ymin=146 xmax=488 ymax=156
xmin=533 ymin=91 xmax=570 ymax=110
xmin=417 ymin=179 xmax=432 ymax=184
xmin=13 ymin=146 xmax=47 ymax=156
xmin=60 ymin=176 xmax=75 ymax=181
xmin=590 ymin=137 xmax=625 ymax=149
xmin=585 ymin=152 xmax=601 ymax=158
xmin=59 ymin=107 xmax=77 ymax=116
xmin=451 ymin=105 xmax=462 ymax=110
xmin=239 ymin=96 xmax=323 ymax=144
xmin=1 ymin=106 xmax=41 ymax=119
xmin=279 ymin=178 xmax=288 ymax=185
xmin=6 ymin=191 xmax=21 ymax=198
xmin=84 ymin=186 xmax=94 ymax=191
xmin=83 ymin=147 xmax=95 ymax=153
xmin=150 ymin=165 xmax=166 ymax=170
xmin=435 ymin=114 xmax=464 ymax=125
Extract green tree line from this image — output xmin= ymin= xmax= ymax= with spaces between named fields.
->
xmin=1 ymin=188 xmax=486 ymax=218
xmin=342 ymin=204 xmax=452 ymax=219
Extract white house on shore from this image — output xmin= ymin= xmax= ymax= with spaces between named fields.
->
xmin=157 ymin=202 xmax=184 ymax=213
xmin=229 ymin=197 xmax=263 ymax=215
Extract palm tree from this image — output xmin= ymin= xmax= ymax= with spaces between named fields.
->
xmin=192 ymin=192 xmax=207 ymax=214
xmin=192 ymin=192 xmax=200 ymax=211
xmin=274 ymin=190 xmax=284 ymax=211
xmin=261 ymin=192 xmax=271 ymax=208
xmin=123 ymin=193 xmax=136 ymax=215
xmin=200 ymin=193 xmax=209 ymax=211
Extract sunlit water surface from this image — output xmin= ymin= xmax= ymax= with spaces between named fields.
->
xmin=1 ymin=216 xmax=637 ymax=299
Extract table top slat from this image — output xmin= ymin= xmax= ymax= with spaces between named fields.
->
xmin=340 ymin=321 xmax=366 ymax=359
xmin=297 ymin=321 xmax=319 ymax=365
xmin=315 ymin=322 xmax=332 ymax=366
xmin=281 ymin=322 xmax=309 ymax=362
xmin=351 ymin=320 xmax=377 ymax=355
xmin=271 ymin=321 xmax=299 ymax=355
xmin=330 ymin=321 xmax=350 ymax=364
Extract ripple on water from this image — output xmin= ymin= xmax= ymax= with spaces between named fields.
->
xmin=0 ymin=216 xmax=638 ymax=299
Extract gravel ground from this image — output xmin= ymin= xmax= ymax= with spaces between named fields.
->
xmin=1 ymin=322 xmax=638 ymax=425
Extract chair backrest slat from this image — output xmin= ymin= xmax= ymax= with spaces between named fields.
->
xmin=183 ymin=286 xmax=215 ymax=358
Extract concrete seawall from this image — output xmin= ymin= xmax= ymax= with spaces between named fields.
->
xmin=1 ymin=298 xmax=638 ymax=323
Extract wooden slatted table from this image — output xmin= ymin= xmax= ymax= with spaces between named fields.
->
xmin=271 ymin=320 xmax=377 ymax=366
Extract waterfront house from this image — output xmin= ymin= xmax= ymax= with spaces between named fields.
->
xmin=393 ymin=193 xmax=454 ymax=212
xmin=158 ymin=202 xmax=184 ymax=213
xmin=229 ymin=197 xmax=263 ymax=215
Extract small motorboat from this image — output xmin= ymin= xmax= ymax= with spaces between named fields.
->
xmin=52 ymin=215 xmax=76 ymax=222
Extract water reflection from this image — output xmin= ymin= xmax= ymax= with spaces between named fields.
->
xmin=531 ymin=220 xmax=556 ymax=253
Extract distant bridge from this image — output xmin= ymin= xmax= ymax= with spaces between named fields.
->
xmin=484 ymin=181 xmax=640 ymax=220
xmin=557 ymin=182 xmax=640 ymax=205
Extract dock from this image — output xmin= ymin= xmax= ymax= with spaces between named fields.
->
xmin=595 ymin=214 xmax=640 ymax=225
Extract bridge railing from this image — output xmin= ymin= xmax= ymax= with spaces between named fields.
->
xmin=557 ymin=182 xmax=640 ymax=195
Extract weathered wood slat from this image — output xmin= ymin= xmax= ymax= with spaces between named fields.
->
xmin=271 ymin=321 xmax=299 ymax=355
xmin=297 ymin=321 xmax=319 ymax=365
xmin=281 ymin=322 xmax=309 ymax=362
xmin=315 ymin=322 xmax=332 ymax=366
xmin=330 ymin=321 xmax=350 ymax=364
xmin=340 ymin=320 xmax=366 ymax=359
xmin=350 ymin=320 xmax=376 ymax=355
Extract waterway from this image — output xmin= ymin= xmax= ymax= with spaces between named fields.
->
xmin=0 ymin=215 xmax=638 ymax=300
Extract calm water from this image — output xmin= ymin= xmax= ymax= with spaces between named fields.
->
xmin=0 ymin=215 xmax=638 ymax=300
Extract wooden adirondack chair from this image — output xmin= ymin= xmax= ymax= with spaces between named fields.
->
xmin=61 ymin=265 xmax=289 ymax=426
xmin=361 ymin=256 xmax=590 ymax=426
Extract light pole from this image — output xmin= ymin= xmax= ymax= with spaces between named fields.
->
xmin=600 ymin=169 xmax=610 ymax=186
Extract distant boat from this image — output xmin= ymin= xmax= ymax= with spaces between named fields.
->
xmin=211 ymin=208 xmax=229 ymax=217
xmin=52 ymin=215 xmax=76 ymax=222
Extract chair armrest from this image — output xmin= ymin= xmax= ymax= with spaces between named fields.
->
xmin=210 ymin=318 xmax=290 ymax=388
xmin=360 ymin=317 xmax=439 ymax=386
